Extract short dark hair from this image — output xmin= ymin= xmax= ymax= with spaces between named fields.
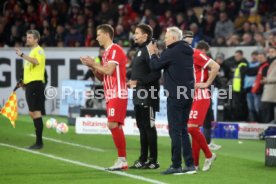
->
xmin=96 ymin=24 xmax=114 ymax=39
xmin=196 ymin=40 xmax=210 ymax=51
xmin=26 ymin=30 xmax=40 ymax=41
xmin=269 ymin=46 xmax=276 ymax=50
xmin=235 ymin=50 xmax=243 ymax=55
xmin=136 ymin=24 xmax=153 ymax=42
xmin=183 ymin=30 xmax=194 ymax=38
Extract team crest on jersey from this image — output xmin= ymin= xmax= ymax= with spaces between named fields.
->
xmin=137 ymin=50 xmax=141 ymax=57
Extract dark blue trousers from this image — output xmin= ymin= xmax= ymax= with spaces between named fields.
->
xmin=167 ymin=97 xmax=194 ymax=168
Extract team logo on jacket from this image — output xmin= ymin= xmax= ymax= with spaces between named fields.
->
xmin=137 ymin=51 xmax=141 ymax=57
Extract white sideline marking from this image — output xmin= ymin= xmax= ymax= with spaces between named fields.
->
xmin=0 ymin=143 xmax=166 ymax=184
xmin=29 ymin=134 xmax=104 ymax=152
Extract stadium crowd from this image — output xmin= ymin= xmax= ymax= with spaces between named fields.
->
xmin=0 ymin=0 xmax=276 ymax=48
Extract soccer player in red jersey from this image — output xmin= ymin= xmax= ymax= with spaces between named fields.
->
xmin=187 ymin=41 xmax=220 ymax=171
xmin=80 ymin=24 xmax=128 ymax=171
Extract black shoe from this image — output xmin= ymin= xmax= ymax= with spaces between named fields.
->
xmin=182 ymin=165 xmax=197 ymax=174
xmin=161 ymin=166 xmax=183 ymax=175
xmin=144 ymin=160 xmax=160 ymax=169
xmin=129 ymin=160 xmax=147 ymax=169
xmin=28 ymin=143 xmax=43 ymax=150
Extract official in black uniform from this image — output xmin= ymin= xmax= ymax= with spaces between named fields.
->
xmin=128 ymin=24 xmax=161 ymax=169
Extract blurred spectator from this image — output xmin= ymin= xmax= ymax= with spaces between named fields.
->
xmin=159 ymin=10 xmax=175 ymax=29
xmin=38 ymin=0 xmax=50 ymax=20
xmin=96 ymin=1 xmax=118 ymax=24
xmin=240 ymin=32 xmax=255 ymax=46
xmin=186 ymin=8 xmax=199 ymax=26
xmin=7 ymin=25 xmax=21 ymax=46
xmin=148 ymin=17 xmax=161 ymax=40
xmin=24 ymin=4 xmax=39 ymax=26
xmin=64 ymin=25 xmax=84 ymax=47
xmin=232 ymin=50 xmax=249 ymax=121
xmin=248 ymin=9 xmax=261 ymax=24
xmin=75 ymin=14 xmax=86 ymax=35
xmin=243 ymin=51 xmax=260 ymax=121
xmin=234 ymin=10 xmax=248 ymax=30
xmin=266 ymin=12 xmax=276 ymax=31
xmin=226 ymin=34 xmax=241 ymax=46
xmin=212 ymin=36 xmax=226 ymax=47
xmin=201 ymin=13 xmax=216 ymax=43
xmin=153 ymin=0 xmax=170 ymax=16
xmin=251 ymin=51 xmax=269 ymax=123
xmin=140 ymin=8 xmax=154 ymax=24
xmin=175 ymin=13 xmax=187 ymax=31
xmin=189 ymin=23 xmax=202 ymax=47
xmin=237 ymin=21 xmax=252 ymax=36
xmin=268 ymin=45 xmax=276 ymax=64
xmin=114 ymin=24 xmax=129 ymax=47
xmin=254 ymin=32 xmax=266 ymax=48
xmin=261 ymin=46 xmax=276 ymax=123
xmin=215 ymin=12 xmax=234 ymax=39
xmin=40 ymin=27 xmax=55 ymax=47
xmin=68 ymin=3 xmax=80 ymax=25
xmin=215 ymin=52 xmax=226 ymax=78
xmin=84 ymin=26 xmax=97 ymax=47
xmin=55 ymin=25 xmax=66 ymax=46
xmin=118 ymin=4 xmax=137 ymax=30
xmin=126 ymin=48 xmax=136 ymax=80
xmin=267 ymin=33 xmax=276 ymax=47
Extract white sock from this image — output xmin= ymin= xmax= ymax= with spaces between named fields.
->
xmin=119 ymin=157 xmax=126 ymax=161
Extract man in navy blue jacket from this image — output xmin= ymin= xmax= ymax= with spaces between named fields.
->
xmin=148 ymin=27 xmax=196 ymax=174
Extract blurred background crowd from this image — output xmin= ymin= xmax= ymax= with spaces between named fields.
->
xmin=0 ymin=0 xmax=275 ymax=48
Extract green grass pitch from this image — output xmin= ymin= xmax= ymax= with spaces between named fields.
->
xmin=0 ymin=115 xmax=275 ymax=184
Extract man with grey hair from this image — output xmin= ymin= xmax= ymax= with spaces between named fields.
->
xmin=148 ymin=26 xmax=196 ymax=174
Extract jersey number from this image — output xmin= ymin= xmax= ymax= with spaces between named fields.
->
xmin=108 ymin=108 xmax=115 ymax=117
xmin=189 ymin=110 xmax=198 ymax=119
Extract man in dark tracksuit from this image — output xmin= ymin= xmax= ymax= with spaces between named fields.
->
xmin=128 ymin=24 xmax=161 ymax=169
xmin=148 ymin=26 xmax=196 ymax=175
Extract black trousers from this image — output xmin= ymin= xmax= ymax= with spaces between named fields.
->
xmin=167 ymin=97 xmax=194 ymax=168
xmin=260 ymin=102 xmax=276 ymax=123
xmin=203 ymin=103 xmax=214 ymax=144
xmin=135 ymin=105 xmax=158 ymax=162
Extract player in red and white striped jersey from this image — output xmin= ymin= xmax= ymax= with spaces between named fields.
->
xmin=101 ymin=43 xmax=128 ymax=101
xmin=80 ymin=24 xmax=128 ymax=171
xmin=187 ymin=41 xmax=220 ymax=171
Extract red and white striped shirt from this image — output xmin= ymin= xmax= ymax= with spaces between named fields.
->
xmin=102 ymin=44 xmax=128 ymax=101
xmin=193 ymin=49 xmax=212 ymax=100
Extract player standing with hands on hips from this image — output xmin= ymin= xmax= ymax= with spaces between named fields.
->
xmin=187 ymin=41 xmax=220 ymax=171
xmin=80 ymin=24 xmax=128 ymax=171
xmin=15 ymin=30 xmax=46 ymax=149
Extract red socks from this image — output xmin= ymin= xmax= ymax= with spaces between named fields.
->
xmin=110 ymin=127 xmax=126 ymax=157
xmin=188 ymin=127 xmax=212 ymax=166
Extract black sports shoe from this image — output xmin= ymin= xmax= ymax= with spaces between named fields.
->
xmin=144 ymin=160 xmax=160 ymax=169
xmin=161 ymin=166 xmax=182 ymax=175
xmin=27 ymin=144 xmax=43 ymax=150
xmin=182 ymin=165 xmax=197 ymax=174
xmin=129 ymin=160 xmax=147 ymax=169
